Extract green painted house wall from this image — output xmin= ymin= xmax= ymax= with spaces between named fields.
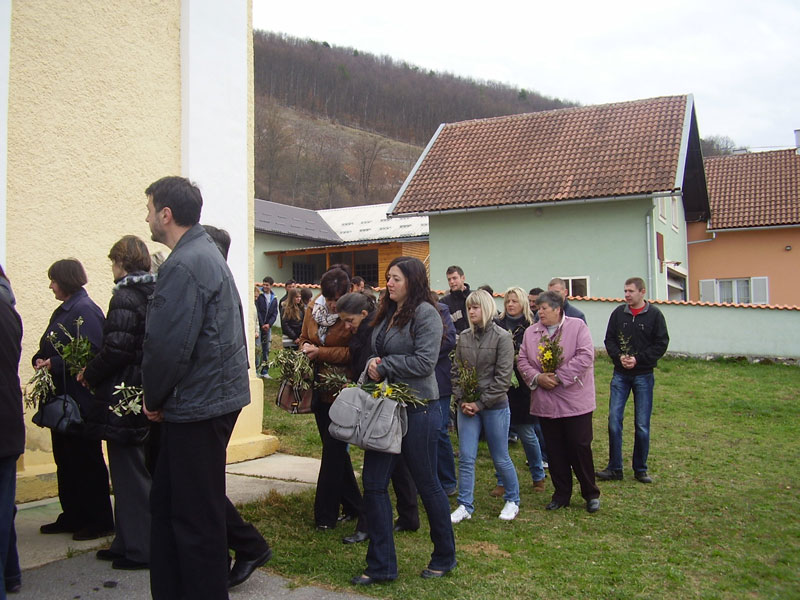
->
xmin=651 ymin=194 xmax=689 ymax=300
xmin=254 ymin=232 xmax=327 ymax=284
xmin=429 ymin=197 xmax=687 ymax=300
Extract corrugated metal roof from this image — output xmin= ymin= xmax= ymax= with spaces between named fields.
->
xmin=318 ymin=203 xmax=428 ymax=242
xmin=254 ymin=199 xmax=341 ymax=243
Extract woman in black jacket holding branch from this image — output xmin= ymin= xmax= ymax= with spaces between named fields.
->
xmin=78 ymin=236 xmax=155 ymax=570
xmin=33 ymin=259 xmax=113 ymax=541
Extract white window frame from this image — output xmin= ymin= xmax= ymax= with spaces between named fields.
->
xmin=671 ymin=196 xmax=680 ymax=230
xmin=557 ymin=276 xmax=590 ymax=297
xmin=658 ymin=197 xmax=667 ymax=222
xmin=698 ymin=277 xmax=769 ymax=304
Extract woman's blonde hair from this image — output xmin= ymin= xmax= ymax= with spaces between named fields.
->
xmin=500 ymin=286 xmax=534 ymax=324
xmin=465 ymin=289 xmax=497 ymax=332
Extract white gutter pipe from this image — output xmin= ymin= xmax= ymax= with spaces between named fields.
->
xmin=687 ymin=231 xmax=717 ymax=244
xmin=394 ymin=191 xmax=675 ymax=218
xmin=646 ymin=208 xmax=653 ymax=295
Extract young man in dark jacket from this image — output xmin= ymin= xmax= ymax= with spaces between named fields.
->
xmin=598 ymin=277 xmax=669 ymax=484
xmin=255 ymin=276 xmax=277 ymax=377
xmin=441 ymin=265 xmax=471 ymax=333
xmin=143 ymin=176 xmax=254 ymax=600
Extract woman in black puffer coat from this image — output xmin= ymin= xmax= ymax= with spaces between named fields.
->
xmin=78 ymin=236 xmax=155 ymax=570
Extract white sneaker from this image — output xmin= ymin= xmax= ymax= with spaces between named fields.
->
xmin=450 ymin=505 xmax=471 ymax=524
xmin=498 ymin=501 xmax=519 ymax=521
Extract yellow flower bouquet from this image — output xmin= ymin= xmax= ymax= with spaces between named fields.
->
xmin=537 ymin=333 xmax=563 ymax=373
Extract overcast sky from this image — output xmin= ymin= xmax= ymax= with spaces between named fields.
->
xmin=253 ymin=0 xmax=799 ymax=152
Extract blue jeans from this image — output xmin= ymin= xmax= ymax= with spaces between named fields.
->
xmin=607 ymin=371 xmax=655 ymax=473
xmin=436 ymin=396 xmax=457 ymax=493
xmin=497 ymin=423 xmax=545 ymax=486
xmin=457 ymin=406 xmax=520 ymax=513
xmin=362 ymin=403 xmax=456 ymax=580
xmin=259 ymin=329 xmax=272 ymax=372
xmin=1 ymin=455 xmax=21 ymax=599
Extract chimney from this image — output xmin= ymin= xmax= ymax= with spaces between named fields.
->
xmin=795 ymin=129 xmax=800 ymax=155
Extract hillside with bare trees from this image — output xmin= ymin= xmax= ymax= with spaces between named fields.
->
xmin=253 ymin=31 xmax=576 ymax=208
xmin=253 ymin=31 xmax=738 ymax=209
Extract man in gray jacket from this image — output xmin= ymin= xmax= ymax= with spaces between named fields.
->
xmin=142 ymin=176 xmax=251 ymax=600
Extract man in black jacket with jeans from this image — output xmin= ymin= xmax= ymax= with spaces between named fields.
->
xmin=597 ymin=277 xmax=669 ymax=484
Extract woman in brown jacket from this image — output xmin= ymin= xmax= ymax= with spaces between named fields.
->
xmin=297 ymin=266 xmax=365 ymax=534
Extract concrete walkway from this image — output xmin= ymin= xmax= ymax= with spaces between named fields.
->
xmin=12 ymin=453 xmax=372 ymax=600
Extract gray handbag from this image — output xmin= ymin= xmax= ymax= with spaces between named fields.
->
xmin=328 ymin=369 xmax=408 ymax=454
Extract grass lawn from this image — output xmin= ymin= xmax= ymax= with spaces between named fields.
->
xmin=245 ymin=351 xmax=800 ymax=599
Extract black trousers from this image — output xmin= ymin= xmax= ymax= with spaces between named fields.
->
xmin=226 ymin=497 xmax=269 ymax=559
xmin=391 ymin=457 xmax=420 ymax=530
xmin=51 ymin=431 xmax=113 ymax=531
xmin=539 ymin=413 xmax=600 ymax=504
xmin=150 ymin=411 xmax=239 ymax=600
xmin=313 ymin=402 xmax=365 ymax=529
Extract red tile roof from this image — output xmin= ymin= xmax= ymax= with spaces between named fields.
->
xmin=705 ymin=149 xmax=800 ymax=230
xmin=425 ymin=291 xmax=799 ymax=311
xmin=392 ymin=95 xmax=690 ymax=215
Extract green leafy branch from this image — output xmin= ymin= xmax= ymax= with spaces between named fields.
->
xmin=618 ymin=333 xmax=637 ymax=357
xmin=47 ymin=317 xmax=94 ymax=377
xmin=269 ymin=349 xmax=314 ymax=390
xmin=23 ymin=367 xmax=55 ymax=410
xmin=452 ymin=352 xmax=481 ymax=406
xmin=109 ymin=383 xmax=144 ymax=417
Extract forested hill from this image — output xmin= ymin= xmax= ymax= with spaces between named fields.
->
xmin=254 ymin=30 xmax=575 ymax=147
xmin=252 ymin=31 xmax=736 ymax=210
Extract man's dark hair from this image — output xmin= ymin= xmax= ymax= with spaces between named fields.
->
xmin=329 ymin=263 xmax=352 ymax=279
xmin=529 ymin=287 xmax=544 ymax=296
xmin=300 ymin=288 xmax=313 ymax=303
xmin=108 ymin=235 xmax=152 ymax=273
xmin=145 ymin=176 xmax=203 ymax=226
xmin=48 ymin=259 xmax=88 ymax=296
xmin=202 ymin=225 xmax=231 ymax=260
xmin=446 ymin=265 xmax=464 ymax=276
xmin=262 ymin=276 xmax=274 ymax=285
xmin=625 ymin=277 xmax=646 ymax=291
xmin=478 ymin=284 xmax=494 ymax=295
xmin=284 ymin=279 xmax=297 ymax=286
xmin=320 ymin=267 xmax=350 ymax=300
xmin=351 ymin=276 xmax=364 ymax=286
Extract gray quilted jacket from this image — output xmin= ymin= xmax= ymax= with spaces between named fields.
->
xmin=452 ymin=321 xmax=514 ymax=411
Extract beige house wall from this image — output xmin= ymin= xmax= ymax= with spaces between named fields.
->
xmin=687 ymin=222 xmax=800 ymax=306
xmin=6 ymin=1 xmax=273 ymax=501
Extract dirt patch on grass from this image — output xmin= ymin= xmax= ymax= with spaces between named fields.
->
xmin=461 ymin=541 xmax=511 ymax=558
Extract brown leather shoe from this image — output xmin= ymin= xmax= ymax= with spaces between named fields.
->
xmin=532 ymin=479 xmax=546 ymax=492
xmin=489 ymin=485 xmax=505 ymax=497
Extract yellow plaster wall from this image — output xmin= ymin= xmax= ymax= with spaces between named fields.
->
xmin=7 ymin=2 xmax=182 ymax=471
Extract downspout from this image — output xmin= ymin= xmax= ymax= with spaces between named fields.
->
xmin=687 ymin=231 xmax=717 ymax=244
xmin=645 ymin=207 xmax=654 ymax=295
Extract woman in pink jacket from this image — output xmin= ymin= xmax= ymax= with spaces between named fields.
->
xmin=517 ymin=290 xmax=600 ymax=514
